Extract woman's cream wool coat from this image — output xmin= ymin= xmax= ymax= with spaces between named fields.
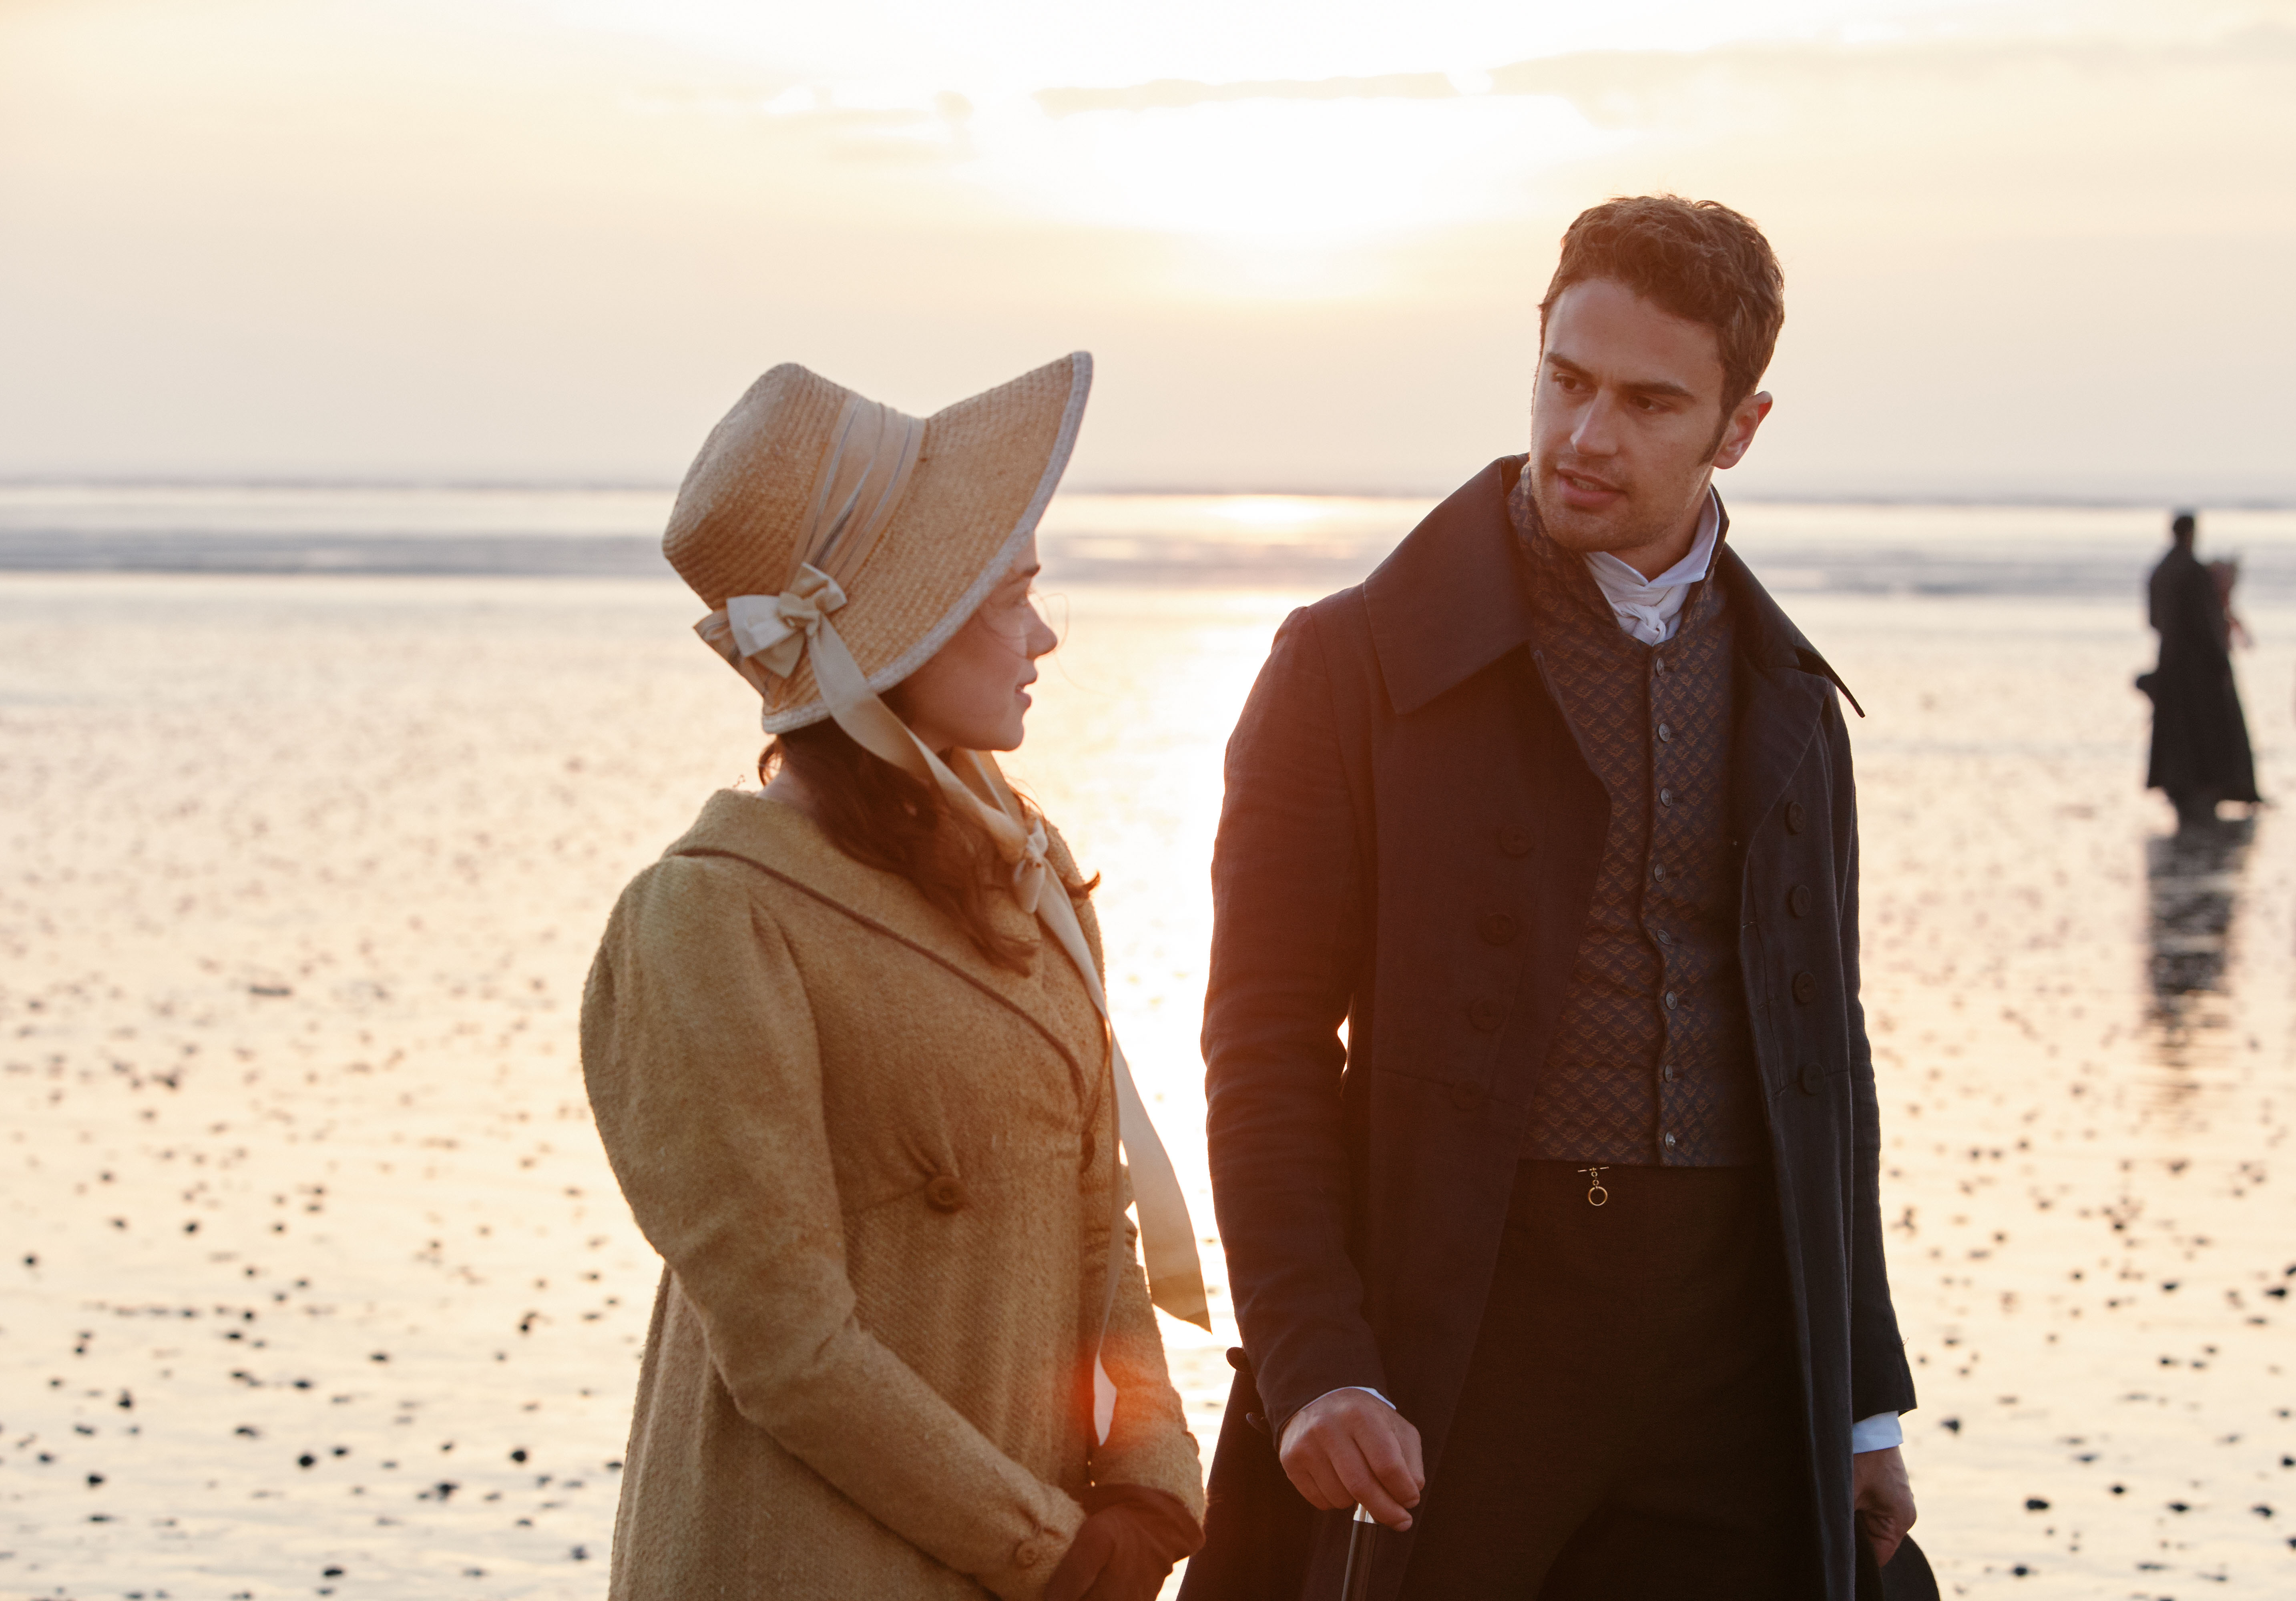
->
xmin=582 ymin=790 xmax=1202 ymax=1599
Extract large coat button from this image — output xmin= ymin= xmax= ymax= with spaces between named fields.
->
xmin=1468 ymin=997 xmax=1503 ymax=1031
xmin=924 ymin=1174 xmax=966 ymax=1213
xmin=1788 ymin=884 xmax=1812 ymax=918
xmin=1479 ymin=912 xmax=1519 ymax=946
xmin=1450 ymin=1081 xmax=1484 ymax=1111
xmin=1785 ymin=800 xmax=1807 ymax=835
xmin=1792 ymin=971 xmax=1818 ymax=1004
xmin=1499 ymin=824 xmax=1533 ymax=857
xmin=1799 ymin=1062 xmax=1824 ymax=1094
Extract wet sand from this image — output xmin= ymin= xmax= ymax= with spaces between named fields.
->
xmin=4 ymin=570 xmax=2294 ymax=1597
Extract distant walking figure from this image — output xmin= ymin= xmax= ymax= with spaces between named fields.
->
xmin=2139 ymin=511 xmax=2258 ymax=827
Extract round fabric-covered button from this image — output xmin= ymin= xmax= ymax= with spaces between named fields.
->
xmin=1799 ymin=1062 xmax=1824 ymax=1095
xmin=924 ymin=1175 xmax=966 ymax=1213
xmin=1785 ymin=800 xmax=1807 ymax=834
xmin=1792 ymin=971 xmax=1818 ymax=1005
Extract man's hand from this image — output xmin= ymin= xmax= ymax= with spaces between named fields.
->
xmin=1852 ymin=1446 xmax=1916 ymax=1567
xmin=1277 ymin=1389 xmax=1426 ymax=1532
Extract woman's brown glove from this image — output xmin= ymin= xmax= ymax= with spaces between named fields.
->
xmin=1043 ymin=1484 xmax=1205 ymax=1601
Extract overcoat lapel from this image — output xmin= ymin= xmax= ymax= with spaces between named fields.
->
xmin=663 ymin=790 xmax=1085 ymax=1052
xmin=1363 ymin=459 xmax=1537 ymax=715
xmin=1717 ymin=546 xmax=1854 ymax=839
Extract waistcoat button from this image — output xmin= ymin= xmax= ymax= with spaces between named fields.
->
xmin=1658 ymin=787 xmax=1675 ymax=808
xmin=1662 ymin=990 xmax=1678 ymax=1011
xmin=1653 ymin=656 xmax=1669 ymax=674
xmin=1468 ymin=997 xmax=1503 ymax=1031
xmin=1662 ymin=1064 xmax=1677 ymax=1083
xmin=1656 ymin=720 xmax=1674 ymax=742
xmin=924 ymin=1175 xmax=966 ymax=1213
xmin=1788 ymin=884 xmax=1812 ymax=918
xmin=1651 ymin=861 xmax=1667 ymax=883
xmin=1663 ymin=1131 xmax=1678 ymax=1150
xmin=1785 ymin=800 xmax=1807 ymax=834
xmin=1792 ymin=971 xmax=1818 ymax=1004
xmin=1499 ymin=823 xmax=1534 ymax=857
xmin=1799 ymin=1062 xmax=1824 ymax=1094
xmin=1479 ymin=912 xmax=1519 ymax=945
xmin=1450 ymin=1082 xmax=1484 ymax=1111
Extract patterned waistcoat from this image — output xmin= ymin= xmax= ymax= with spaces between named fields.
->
xmin=1511 ymin=491 xmax=1768 ymax=1167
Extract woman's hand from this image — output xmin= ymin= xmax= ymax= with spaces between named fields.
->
xmin=1043 ymin=1484 xmax=1203 ymax=1601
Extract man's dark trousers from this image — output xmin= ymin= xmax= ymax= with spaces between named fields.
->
xmin=1178 ymin=457 xmax=1913 ymax=1601
xmin=1397 ymin=1162 xmax=1809 ymax=1598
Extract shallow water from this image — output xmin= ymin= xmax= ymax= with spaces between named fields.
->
xmin=3 ymin=556 xmax=2294 ymax=1597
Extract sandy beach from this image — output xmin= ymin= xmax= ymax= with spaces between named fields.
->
xmin=5 ymin=537 xmax=2296 ymax=1596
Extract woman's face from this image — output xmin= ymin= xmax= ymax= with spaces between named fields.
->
xmin=892 ymin=534 xmax=1057 ymax=754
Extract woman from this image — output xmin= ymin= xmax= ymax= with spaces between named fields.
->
xmin=582 ymin=353 xmax=1207 ymax=1599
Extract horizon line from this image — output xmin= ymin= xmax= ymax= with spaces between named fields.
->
xmin=0 ymin=475 xmax=2290 ymax=513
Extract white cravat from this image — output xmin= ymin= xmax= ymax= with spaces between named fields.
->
xmin=1582 ymin=490 xmax=1722 ymax=645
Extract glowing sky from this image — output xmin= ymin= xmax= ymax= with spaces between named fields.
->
xmin=2 ymin=0 xmax=2291 ymax=497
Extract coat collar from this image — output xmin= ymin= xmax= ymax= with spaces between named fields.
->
xmin=1363 ymin=457 xmax=1538 ymax=716
xmin=1367 ymin=455 xmax=1862 ymax=719
xmin=662 ymin=789 xmax=1093 ymax=1047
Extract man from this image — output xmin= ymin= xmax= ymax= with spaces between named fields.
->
xmin=1180 ymin=197 xmax=1916 ymax=1601
xmin=2139 ymin=510 xmax=2258 ymax=829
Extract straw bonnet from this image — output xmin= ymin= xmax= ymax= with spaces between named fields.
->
xmin=667 ymin=351 xmax=1091 ymax=732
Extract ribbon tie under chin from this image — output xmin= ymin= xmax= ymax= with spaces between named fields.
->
xmin=1006 ymin=819 xmax=1051 ymax=916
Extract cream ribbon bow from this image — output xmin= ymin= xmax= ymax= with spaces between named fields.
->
xmin=724 ymin=566 xmax=848 ymax=682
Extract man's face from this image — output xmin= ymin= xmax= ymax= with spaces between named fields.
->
xmin=1529 ymin=278 xmax=1771 ymax=572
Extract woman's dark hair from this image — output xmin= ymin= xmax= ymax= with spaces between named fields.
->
xmin=762 ymin=718 xmax=1093 ymax=973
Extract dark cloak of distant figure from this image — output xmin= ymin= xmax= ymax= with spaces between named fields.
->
xmin=2138 ymin=511 xmax=2258 ymax=826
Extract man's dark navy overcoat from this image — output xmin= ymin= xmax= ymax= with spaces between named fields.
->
xmin=1179 ymin=459 xmax=1915 ymax=1601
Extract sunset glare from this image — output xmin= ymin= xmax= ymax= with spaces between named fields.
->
xmin=2 ymin=0 xmax=2290 ymax=497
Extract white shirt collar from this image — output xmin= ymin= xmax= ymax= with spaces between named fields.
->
xmin=1579 ymin=490 xmax=1721 ymax=647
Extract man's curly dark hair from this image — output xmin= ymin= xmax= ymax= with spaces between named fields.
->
xmin=1539 ymin=195 xmax=1786 ymax=411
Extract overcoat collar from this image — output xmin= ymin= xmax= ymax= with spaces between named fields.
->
xmin=1363 ymin=458 xmax=1536 ymax=717
xmin=661 ymin=789 xmax=1096 ymax=1052
xmin=1365 ymin=455 xmax=1861 ymax=718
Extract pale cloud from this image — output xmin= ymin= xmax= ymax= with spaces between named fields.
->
xmin=0 ymin=0 xmax=2290 ymax=497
